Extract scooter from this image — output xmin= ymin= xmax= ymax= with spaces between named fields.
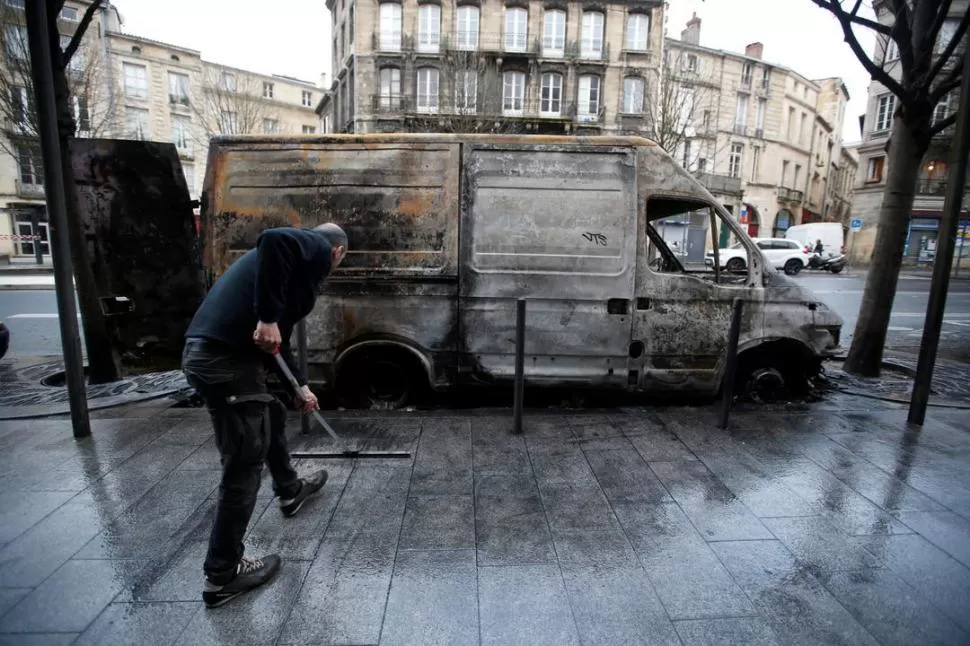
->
xmin=807 ymin=253 xmax=846 ymax=274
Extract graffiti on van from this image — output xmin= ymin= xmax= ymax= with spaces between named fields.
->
xmin=582 ymin=232 xmax=608 ymax=246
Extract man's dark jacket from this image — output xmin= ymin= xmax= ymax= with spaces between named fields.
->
xmin=185 ymin=227 xmax=333 ymax=385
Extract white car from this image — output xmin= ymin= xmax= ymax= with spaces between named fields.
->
xmin=706 ymin=238 xmax=812 ymax=275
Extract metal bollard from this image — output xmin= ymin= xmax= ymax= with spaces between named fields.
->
xmin=719 ymin=298 xmax=744 ymax=430
xmin=513 ymin=298 xmax=526 ymax=435
xmin=297 ymin=319 xmax=310 ymax=435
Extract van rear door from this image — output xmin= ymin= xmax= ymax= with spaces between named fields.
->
xmin=459 ymin=143 xmax=637 ymax=386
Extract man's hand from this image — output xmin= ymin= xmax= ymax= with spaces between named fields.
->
xmin=296 ymin=385 xmax=319 ymax=413
xmin=253 ymin=321 xmax=281 ymax=353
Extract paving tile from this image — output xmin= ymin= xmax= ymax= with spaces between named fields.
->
xmin=324 ymin=464 xmax=411 ymax=537
xmin=861 ymin=533 xmax=970 ymax=633
xmin=379 ymin=549 xmax=478 ymax=646
xmin=479 ymin=565 xmax=581 ymax=646
xmin=762 ymin=516 xmax=885 ymax=574
xmin=399 ymin=495 xmax=474 ymax=550
xmin=176 ymin=560 xmax=310 ymax=646
xmin=474 ymin=472 xmax=540 ymax=500
xmin=0 ymin=491 xmax=74 ymax=546
xmin=476 ymin=487 xmax=555 ymax=566
xmin=125 ymin=541 xmax=207 ymax=602
xmin=472 ymin=430 xmax=531 ymax=475
xmin=152 ymin=418 xmax=213 ymax=447
xmin=562 ymin=564 xmax=680 ymax=646
xmin=613 ymin=502 xmax=755 ymax=620
xmin=537 ymin=486 xmax=619 ymax=532
xmin=627 ymin=428 xmax=698 ymax=462
xmin=817 ymin=568 xmax=969 ymax=646
xmin=0 ymin=559 xmax=145 ymax=633
xmin=174 ymin=439 xmax=220 ymax=471
xmin=552 ymin=528 xmax=638 ymax=567
xmin=0 ymin=588 xmax=30 ymax=618
xmin=279 ymin=530 xmax=397 ymax=645
xmin=674 ymin=618 xmax=781 ymax=646
xmin=0 ymin=635 xmax=79 ymax=646
xmin=895 ymin=510 xmax=970 ymax=568
xmin=650 ymin=460 xmax=773 ymax=541
xmin=584 ymin=448 xmax=672 ymax=504
xmin=696 ymin=451 xmax=821 ymax=518
xmin=528 ymin=446 xmax=598 ymax=488
xmin=74 ymin=601 xmax=200 ymax=646
xmin=409 ymin=419 xmax=473 ymax=495
xmin=711 ymin=540 xmax=881 ymax=646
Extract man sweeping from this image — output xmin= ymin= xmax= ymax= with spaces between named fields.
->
xmin=182 ymin=222 xmax=348 ymax=608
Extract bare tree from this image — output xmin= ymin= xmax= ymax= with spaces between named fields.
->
xmin=809 ymin=0 xmax=968 ymax=377
xmin=193 ymin=67 xmax=283 ymax=137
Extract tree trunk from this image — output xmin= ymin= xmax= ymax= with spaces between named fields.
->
xmin=46 ymin=3 xmax=119 ymax=383
xmin=843 ymin=116 xmax=925 ymax=377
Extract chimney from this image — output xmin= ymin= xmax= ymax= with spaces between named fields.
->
xmin=681 ymin=12 xmax=701 ymax=45
xmin=318 ymin=72 xmax=329 ymax=89
xmin=745 ymin=42 xmax=764 ymax=59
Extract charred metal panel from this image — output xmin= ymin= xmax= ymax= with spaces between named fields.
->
xmin=459 ymin=144 xmax=637 ymax=385
xmin=71 ymin=139 xmax=204 ymax=372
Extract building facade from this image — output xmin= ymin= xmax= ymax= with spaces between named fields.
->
xmin=321 ymin=0 xmax=665 ymax=135
xmin=849 ymin=0 xmax=967 ymax=265
xmin=0 ymin=1 xmax=321 ymax=262
xmin=664 ymin=16 xmax=856 ymax=244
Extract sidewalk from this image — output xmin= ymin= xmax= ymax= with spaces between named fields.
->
xmin=0 ymin=393 xmax=967 ymax=645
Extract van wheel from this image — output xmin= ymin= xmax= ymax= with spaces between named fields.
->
xmin=734 ymin=348 xmax=808 ymax=403
xmin=336 ymin=346 xmax=426 ymax=410
xmin=784 ymin=259 xmax=803 ymax=275
xmin=726 ymin=258 xmax=746 ymax=273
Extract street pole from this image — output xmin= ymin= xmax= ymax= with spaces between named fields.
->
xmin=908 ymin=44 xmax=970 ymax=426
xmin=25 ymin=0 xmax=89 ymax=438
xmin=956 ymin=223 xmax=966 ymax=278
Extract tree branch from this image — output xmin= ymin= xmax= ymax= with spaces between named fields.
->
xmin=887 ymin=0 xmax=915 ymax=75
xmin=63 ymin=0 xmax=102 ymax=65
xmin=928 ymin=110 xmax=958 ymax=138
xmin=925 ymin=8 xmax=969 ymax=86
xmin=929 ymin=62 xmax=963 ymax=105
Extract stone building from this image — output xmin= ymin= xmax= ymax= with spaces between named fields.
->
xmin=0 ymin=1 xmax=321 ymax=262
xmin=849 ymin=0 xmax=967 ymax=266
xmin=664 ymin=16 xmax=855 ymax=242
xmin=319 ymin=0 xmax=665 ymax=135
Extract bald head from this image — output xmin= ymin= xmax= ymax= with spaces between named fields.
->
xmin=314 ymin=223 xmax=348 ymax=251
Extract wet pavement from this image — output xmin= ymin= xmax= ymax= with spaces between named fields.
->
xmin=0 ymin=393 xmax=968 ymax=645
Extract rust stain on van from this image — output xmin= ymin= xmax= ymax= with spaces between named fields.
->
xmin=397 ymin=192 xmax=434 ymax=218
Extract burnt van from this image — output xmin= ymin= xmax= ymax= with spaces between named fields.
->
xmin=200 ymin=134 xmax=842 ymax=408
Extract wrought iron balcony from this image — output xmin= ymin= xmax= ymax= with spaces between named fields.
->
xmin=777 ymin=186 xmax=804 ymax=203
xmin=916 ymin=179 xmax=947 ymax=195
xmin=697 ymin=172 xmax=742 ymax=195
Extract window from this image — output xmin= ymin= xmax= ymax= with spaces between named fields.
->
xmin=60 ymin=5 xmax=78 ymax=20
xmin=13 ymin=219 xmax=49 ymax=257
xmin=781 ymin=160 xmax=789 ymax=186
xmin=17 ymin=145 xmax=42 ymax=185
xmin=933 ymin=93 xmax=951 ymax=126
xmin=10 ymin=86 xmax=29 ymax=130
xmin=741 ymin=63 xmax=752 ymax=86
xmin=623 ymin=77 xmax=644 ymax=114
xmin=702 ymin=110 xmax=710 ymax=129
xmin=6 ymin=0 xmax=25 ymax=8
xmin=219 ymin=110 xmax=237 ymax=134
xmin=379 ymin=3 xmax=402 ymax=51
xmin=456 ymin=69 xmax=477 ymax=112
xmin=697 ymin=158 xmax=707 ymax=173
xmin=755 ymin=98 xmax=766 ymax=134
xmin=884 ymin=38 xmax=899 ymax=62
xmin=502 ymin=70 xmax=525 ymax=116
xmin=543 ymin=10 xmax=565 ymax=56
xmin=349 ymin=6 xmax=355 ymax=43
xmin=728 ymin=143 xmax=743 ymax=178
xmin=123 ymin=63 xmax=148 ymax=99
xmin=540 ymin=72 xmax=562 ymax=116
xmin=581 ymin=11 xmax=604 ymax=59
xmin=936 ymin=20 xmax=958 ymax=55
xmin=263 ymin=82 xmax=274 ymax=99
xmin=800 ymin=112 xmax=808 ymax=145
xmin=417 ymin=67 xmax=439 ymax=113
xmin=168 ymin=72 xmax=190 ymax=106
xmin=751 ymin=146 xmax=760 ymax=182
xmin=794 ymin=164 xmax=802 ymax=188
xmin=626 ymin=13 xmax=649 ymax=51
xmin=504 ymin=7 xmax=528 ymax=52
xmin=302 ymin=125 xmax=317 ymax=134
xmin=59 ymin=34 xmax=84 ymax=72
xmin=761 ymin=68 xmax=770 ymax=91
xmin=683 ymin=53 xmax=698 ymax=72
xmin=418 ymin=4 xmax=441 ymax=53
xmin=578 ymin=74 xmax=601 ymax=120
xmin=4 ymin=24 xmax=26 ymax=59
xmin=182 ymin=163 xmax=195 ymax=196
xmin=302 ymin=90 xmax=313 ymax=107
xmin=262 ymin=118 xmax=278 ymax=133
xmin=677 ymin=86 xmax=694 ymax=130
xmin=125 ymin=107 xmax=150 ymax=140
xmin=221 ymin=72 xmax=236 ymax=91
xmin=171 ymin=115 xmax=191 ymax=151
xmin=682 ymin=139 xmax=692 ymax=169
xmin=735 ymin=94 xmax=748 ymax=132
xmin=72 ymin=94 xmax=89 ymax=133
xmin=456 ymin=6 xmax=479 ymax=51
xmin=875 ymin=93 xmax=895 ymax=132
xmin=787 ymin=107 xmax=796 ymax=140
xmin=866 ymin=156 xmax=885 ymax=182
xmin=379 ymin=67 xmax=401 ymax=109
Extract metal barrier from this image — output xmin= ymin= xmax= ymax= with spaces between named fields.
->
xmin=513 ymin=298 xmax=526 ymax=435
xmin=719 ymin=298 xmax=745 ymax=429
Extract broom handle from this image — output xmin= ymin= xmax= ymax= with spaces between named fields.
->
xmin=272 ymin=349 xmax=340 ymax=441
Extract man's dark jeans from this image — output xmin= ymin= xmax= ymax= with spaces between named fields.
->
xmin=181 ymin=338 xmax=301 ymax=584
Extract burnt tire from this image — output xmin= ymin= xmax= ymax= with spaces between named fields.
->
xmin=725 ymin=257 xmax=746 ymax=273
xmin=336 ymin=346 xmax=426 ymax=410
xmin=784 ymin=259 xmax=803 ymax=275
xmin=734 ymin=348 xmax=809 ymax=403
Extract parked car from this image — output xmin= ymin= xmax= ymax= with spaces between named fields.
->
xmin=0 ymin=320 xmax=8 ymax=360
xmin=708 ymin=238 xmax=812 ymax=275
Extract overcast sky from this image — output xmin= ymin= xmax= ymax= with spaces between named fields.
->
xmin=112 ymin=0 xmax=876 ymax=142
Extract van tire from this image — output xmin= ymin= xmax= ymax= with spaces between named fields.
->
xmin=726 ymin=258 xmax=746 ymax=273
xmin=336 ymin=345 xmax=427 ymax=410
xmin=783 ymin=259 xmax=803 ymax=275
xmin=734 ymin=343 xmax=811 ymax=402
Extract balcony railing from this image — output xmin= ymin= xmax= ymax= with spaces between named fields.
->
xmin=916 ymin=179 xmax=947 ymax=195
xmin=370 ymin=93 xmax=600 ymax=123
xmin=697 ymin=172 xmax=742 ymax=195
xmin=733 ymin=124 xmax=748 ymax=136
xmin=777 ymin=186 xmax=804 ymax=203
xmin=15 ymin=179 xmax=44 ymax=198
xmin=369 ymin=31 xmax=611 ymax=61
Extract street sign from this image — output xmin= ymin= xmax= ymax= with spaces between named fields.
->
xmin=850 ymin=218 xmax=863 ymax=232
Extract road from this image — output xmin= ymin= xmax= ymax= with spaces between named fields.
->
xmin=2 ymin=274 xmax=970 ymax=361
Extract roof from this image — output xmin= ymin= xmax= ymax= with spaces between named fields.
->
xmin=105 ymin=31 xmax=201 ymax=57
xmin=665 ymin=37 xmax=822 ymax=88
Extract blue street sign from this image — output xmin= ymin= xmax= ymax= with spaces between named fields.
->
xmin=850 ymin=219 xmax=863 ymax=232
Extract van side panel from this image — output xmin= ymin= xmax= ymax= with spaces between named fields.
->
xmin=459 ymin=145 xmax=638 ymax=385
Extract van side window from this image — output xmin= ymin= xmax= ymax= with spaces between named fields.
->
xmin=646 ymin=197 xmax=751 ymax=285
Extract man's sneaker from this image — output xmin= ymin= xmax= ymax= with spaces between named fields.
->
xmin=279 ymin=469 xmax=328 ymax=517
xmin=202 ymin=554 xmax=281 ymax=608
